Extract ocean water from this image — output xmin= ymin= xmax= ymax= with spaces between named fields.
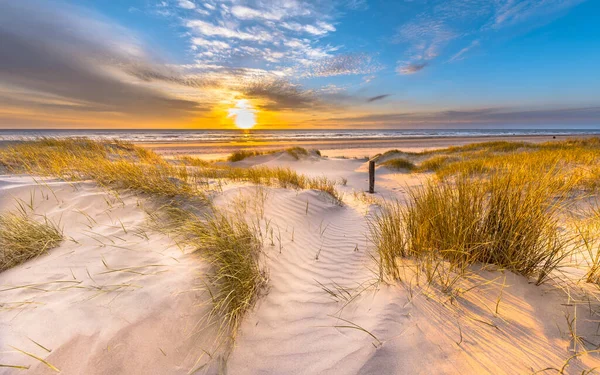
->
xmin=0 ymin=129 xmax=599 ymax=143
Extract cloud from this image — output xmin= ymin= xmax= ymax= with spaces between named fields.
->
xmin=129 ymin=63 xmax=324 ymax=112
xmin=366 ymin=94 xmax=390 ymax=103
xmin=241 ymin=79 xmax=319 ymax=111
xmin=0 ymin=1 xmax=203 ymax=124
xmin=490 ymin=0 xmax=585 ymax=29
xmin=281 ymin=21 xmax=336 ymax=36
xmin=393 ymin=0 xmax=584 ymax=68
xmin=177 ymin=0 xmax=196 ymax=10
xmin=177 ymin=0 xmax=346 ymax=69
xmin=449 ymin=39 xmax=480 ymax=62
xmin=305 ymin=53 xmax=383 ymax=77
xmin=310 ymin=106 xmax=600 ymax=128
xmin=231 ymin=5 xmax=285 ymax=21
xmin=397 ymin=62 xmax=428 ymax=75
xmin=346 ymin=0 xmax=369 ymax=11
xmin=185 ymin=20 xmax=272 ymax=42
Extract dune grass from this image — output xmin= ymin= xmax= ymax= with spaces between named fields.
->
xmin=0 ymin=139 xmax=341 ymax=202
xmin=576 ymin=201 xmax=600 ymax=284
xmin=0 ymin=210 xmax=63 ymax=272
xmin=378 ymin=138 xmax=600 ymax=192
xmin=381 ymin=157 xmax=416 ymax=171
xmin=227 ymin=150 xmax=272 ymax=162
xmin=185 ymin=164 xmax=343 ymax=204
xmin=154 ymin=207 xmax=266 ymax=345
xmin=227 ymin=147 xmax=312 ymax=162
xmin=0 ymin=138 xmax=204 ymax=200
xmin=369 ymin=167 xmax=576 ymax=286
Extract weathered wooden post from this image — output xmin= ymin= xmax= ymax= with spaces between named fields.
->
xmin=368 ymin=159 xmax=375 ymax=193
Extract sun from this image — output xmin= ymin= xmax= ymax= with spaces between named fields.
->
xmin=227 ymin=99 xmax=256 ymax=129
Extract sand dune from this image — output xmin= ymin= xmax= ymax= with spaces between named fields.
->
xmin=0 ymin=176 xmax=220 ymax=374
xmin=2 ymin=150 xmax=600 ymax=374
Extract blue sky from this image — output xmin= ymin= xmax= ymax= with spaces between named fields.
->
xmin=0 ymin=0 xmax=598 ymax=129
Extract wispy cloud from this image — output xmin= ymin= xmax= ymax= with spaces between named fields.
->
xmin=449 ymin=39 xmax=480 ymax=62
xmin=305 ymin=53 xmax=383 ymax=77
xmin=396 ymin=62 xmax=428 ymax=75
xmin=366 ymin=94 xmax=390 ymax=103
xmin=393 ymin=0 xmax=584 ymax=72
xmin=177 ymin=0 xmax=196 ymax=10
xmin=172 ymin=0 xmax=379 ymax=80
xmin=185 ymin=20 xmax=273 ymax=42
xmin=308 ymin=106 xmax=600 ymax=128
xmin=0 ymin=1 xmax=203 ymax=125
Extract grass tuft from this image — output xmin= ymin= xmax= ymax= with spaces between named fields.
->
xmin=379 ymin=137 xmax=600 ymax=192
xmin=158 ymin=207 xmax=266 ymax=344
xmin=370 ymin=168 xmax=576 ymax=285
xmin=381 ymin=158 xmax=416 ymax=171
xmin=0 ymin=210 xmax=63 ymax=272
xmin=226 ymin=147 xmax=311 ymax=162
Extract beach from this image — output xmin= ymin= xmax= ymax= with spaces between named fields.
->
xmin=2 ymin=0 xmax=599 ymax=372
xmin=2 ymin=137 xmax=600 ymax=374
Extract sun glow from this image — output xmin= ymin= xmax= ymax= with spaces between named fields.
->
xmin=228 ymin=99 xmax=257 ymax=129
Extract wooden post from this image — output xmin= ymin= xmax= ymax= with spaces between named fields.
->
xmin=368 ymin=159 xmax=375 ymax=193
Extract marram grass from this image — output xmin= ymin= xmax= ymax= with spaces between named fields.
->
xmin=369 ymin=167 xmax=577 ymax=285
xmin=155 ymin=207 xmax=266 ymax=345
xmin=380 ymin=137 xmax=600 ymax=192
xmin=381 ymin=157 xmax=416 ymax=171
xmin=0 ymin=138 xmax=341 ymax=202
xmin=227 ymin=146 xmax=310 ymax=162
xmin=0 ymin=210 xmax=63 ymax=272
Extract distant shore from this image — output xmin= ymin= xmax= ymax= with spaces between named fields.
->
xmin=136 ymin=134 xmax=590 ymax=159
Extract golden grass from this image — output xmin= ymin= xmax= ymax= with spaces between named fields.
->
xmin=0 ymin=209 xmax=63 ymax=272
xmin=154 ymin=207 xmax=266 ymax=345
xmin=384 ymin=137 xmax=600 ymax=192
xmin=0 ymin=138 xmax=203 ymax=200
xmin=381 ymin=157 xmax=416 ymax=171
xmin=227 ymin=147 xmax=312 ymax=162
xmin=575 ymin=200 xmax=600 ymax=284
xmin=187 ymin=164 xmax=342 ymax=204
xmin=0 ymin=139 xmax=340 ymax=202
xmin=369 ymin=167 xmax=577 ymax=285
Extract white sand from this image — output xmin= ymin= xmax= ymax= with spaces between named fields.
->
xmin=0 ymin=176 xmax=221 ymax=374
xmin=2 ymin=153 xmax=600 ymax=374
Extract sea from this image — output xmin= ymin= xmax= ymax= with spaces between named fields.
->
xmin=0 ymin=129 xmax=599 ymax=143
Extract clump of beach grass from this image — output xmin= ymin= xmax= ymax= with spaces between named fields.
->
xmin=369 ymin=167 xmax=577 ymax=285
xmin=575 ymin=200 xmax=600 ymax=284
xmin=156 ymin=207 xmax=267 ymax=346
xmin=285 ymin=146 xmax=309 ymax=159
xmin=226 ymin=147 xmax=311 ymax=162
xmin=381 ymin=158 xmax=416 ymax=171
xmin=0 ymin=139 xmax=341 ymax=203
xmin=417 ymin=156 xmax=456 ymax=172
xmin=0 ymin=210 xmax=63 ymax=272
xmin=388 ymin=137 xmax=600 ymax=192
xmin=376 ymin=138 xmax=600 ymax=193
xmin=227 ymin=150 xmax=269 ymax=162
xmin=0 ymin=138 xmax=205 ymax=200
xmin=190 ymin=165 xmax=342 ymax=204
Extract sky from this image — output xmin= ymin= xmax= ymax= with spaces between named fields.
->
xmin=0 ymin=0 xmax=599 ymax=130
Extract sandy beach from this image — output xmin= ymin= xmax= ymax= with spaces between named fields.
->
xmin=2 ymin=137 xmax=600 ymax=374
xmin=2 ymin=0 xmax=599 ymax=372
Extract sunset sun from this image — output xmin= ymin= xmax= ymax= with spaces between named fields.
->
xmin=228 ymin=99 xmax=256 ymax=129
